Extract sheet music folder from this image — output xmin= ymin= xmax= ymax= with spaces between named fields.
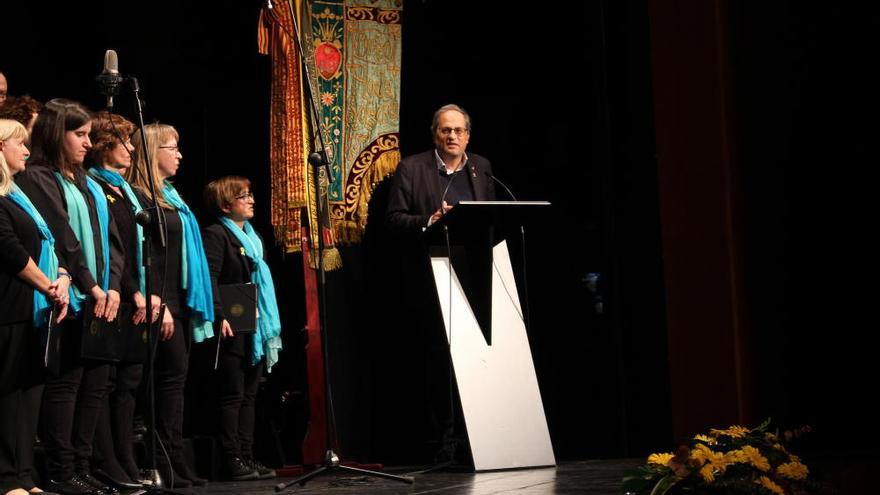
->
xmin=219 ymin=283 xmax=257 ymax=334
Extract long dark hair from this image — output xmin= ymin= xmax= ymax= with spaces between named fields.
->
xmin=29 ymin=98 xmax=91 ymax=179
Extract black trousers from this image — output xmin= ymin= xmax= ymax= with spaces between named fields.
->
xmin=216 ymin=338 xmax=263 ymax=459
xmin=93 ymin=362 xmax=143 ymax=482
xmin=147 ymin=317 xmax=189 ymax=463
xmin=0 ymin=321 xmax=44 ymax=492
xmin=41 ymin=318 xmax=111 ymax=480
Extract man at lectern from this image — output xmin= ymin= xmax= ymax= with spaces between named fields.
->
xmin=386 ymin=104 xmax=495 ymax=231
xmin=385 ymin=104 xmax=496 ymax=464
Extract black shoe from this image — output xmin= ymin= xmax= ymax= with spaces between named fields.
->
xmin=244 ymin=459 xmax=275 ymax=480
xmin=29 ymin=488 xmax=62 ymax=495
xmin=44 ymin=479 xmax=89 ymax=495
xmin=120 ymin=461 xmax=140 ymax=485
xmin=73 ymin=473 xmax=115 ymax=495
xmin=225 ymin=456 xmax=259 ymax=481
xmin=93 ymin=468 xmax=144 ymax=490
xmin=157 ymin=465 xmax=191 ymax=489
xmin=170 ymin=459 xmax=207 ymax=487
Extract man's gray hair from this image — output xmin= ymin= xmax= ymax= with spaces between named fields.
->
xmin=431 ymin=104 xmax=471 ymax=134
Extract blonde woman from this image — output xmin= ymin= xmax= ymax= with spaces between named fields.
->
xmin=127 ymin=123 xmax=212 ymax=488
xmin=0 ymin=119 xmax=69 ymax=495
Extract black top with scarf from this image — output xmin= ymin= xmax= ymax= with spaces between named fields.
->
xmin=0 ymin=196 xmax=43 ymax=325
xmin=133 ymin=190 xmax=185 ymax=316
xmin=202 ymin=222 xmax=263 ymax=357
xmin=94 ymin=178 xmax=140 ymax=300
xmin=14 ymin=160 xmax=123 ymax=296
xmin=201 ymin=222 xmax=258 ymax=323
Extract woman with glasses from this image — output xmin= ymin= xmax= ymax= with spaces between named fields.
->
xmin=86 ymin=112 xmax=163 ymax=490
xmin=127 ymin=123 xmax=212 ymax=489
xmin=15 ymin=99 xmax=125 ymax=495
xmin=0 ymin=118 xmax=70 ymax=495
xmin=202 ymin=176 xmax=280 ymax=481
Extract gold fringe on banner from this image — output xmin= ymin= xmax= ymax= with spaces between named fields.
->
xmin=330 ymin=133 xmax=400 ymax=243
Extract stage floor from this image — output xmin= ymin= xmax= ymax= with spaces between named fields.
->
xmin=177 ymin=459 xmax=640 ymax=494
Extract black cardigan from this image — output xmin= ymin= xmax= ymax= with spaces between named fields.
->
xmin=14 ymin=160 xmax=123 ymax=295
xmin=201 ymin=222 xmax=257 ymax=323
xmin=0 ymin=196 xmax=43 ymax=325
xmin=95 ymin=178 xmax=140 ymax=300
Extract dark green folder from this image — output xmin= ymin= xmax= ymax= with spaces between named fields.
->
xmin=219 ymin=283 xmax=257 ymax=334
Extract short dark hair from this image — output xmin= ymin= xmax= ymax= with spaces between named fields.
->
xmin=0 ymin=95 xmax=43 ymax=127
xmin=204 ymin=176 xmax=251 ymax=217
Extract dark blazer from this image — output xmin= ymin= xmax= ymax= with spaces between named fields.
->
xmin=201 ymin=222 xmax=257 ymax=323
xmin=385 ymin=150 xmax=495 ymax=232
xmin=202 ymin=222 xmax=261 ymax=357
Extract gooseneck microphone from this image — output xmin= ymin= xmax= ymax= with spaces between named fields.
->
xmin=96 ymin=49 xmax=124 ymax=110
xmin=483 ymin=169 xmax=518 ymax=201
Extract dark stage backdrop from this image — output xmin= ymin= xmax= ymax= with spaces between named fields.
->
xmin=10 ymin=0 xmax=867 ymax=471
xmin=4 ymin=0 xmax=670 ymax=463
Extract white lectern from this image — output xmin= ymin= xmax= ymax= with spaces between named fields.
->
xmin=426 ymin=201 xmax=555 ymax=471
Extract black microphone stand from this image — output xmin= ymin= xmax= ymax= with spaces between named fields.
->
xmin=265 ymin=2 xmax=413 ymax=491
xmin=128 ymin=76 xmax=168 ymax=493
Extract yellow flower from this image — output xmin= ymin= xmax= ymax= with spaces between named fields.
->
xmin=756 ymin=475 xmax=786 ymax=495
xmin=765 ymin=432 xmax=779 ymax=442
xmin=709 ymin=425 xmax=750 ymax=438
xmin=690 ymin=444 xmax=730 ymax=483
xmin=647 ymin=453 xmax=674 ymax=466
xmin=694 ymin=434 xmax=716 ymax=445
xmin=772 ymin=443 xmax=786 ymax=452
xmin=739 ymin=445 xmax=770 ymax=471
xmin=699 ymin=464 xmax=716 ymax=483
xmin=777 ymin=461 xmax=809 ymax=480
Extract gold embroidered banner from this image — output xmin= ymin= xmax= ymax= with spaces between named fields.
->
xmin=259 ymin=0 xmax=402 ymax=258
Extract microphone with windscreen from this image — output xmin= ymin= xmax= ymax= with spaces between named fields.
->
xmin=96 ymin=49 xmax=124 ymax=110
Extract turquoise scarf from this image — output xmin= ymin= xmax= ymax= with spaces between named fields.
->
xmin=89 ymin=167 xmax=146 ymax=294
xmin=8 ymin=184 xmax=59 ymax=332
xmin=162 ymin=181 xmax=214 ymax=342
xmin=219 ymin=217 xmax=283 ymax=371
xmin=54 ymin=172 xmax=110 ymax=314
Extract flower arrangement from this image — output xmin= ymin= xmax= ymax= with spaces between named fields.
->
xmin=622 ymin=419 xmax=822 ymax=495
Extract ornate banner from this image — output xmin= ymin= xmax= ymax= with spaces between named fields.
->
xmin=260 ymin=0 xmax=401 ymax=257
xmin=336 ymin=1 xmax=401 ymax=242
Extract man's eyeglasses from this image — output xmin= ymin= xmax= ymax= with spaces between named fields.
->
xmin=159 ymin=145 xmax=181 ymax=153
xmin=438 ymin=127 xmax=469 ymax=137
xmin=235 ymin=192 xmax=255 ymax=201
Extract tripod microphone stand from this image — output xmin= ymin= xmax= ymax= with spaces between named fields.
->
xmin=265 ymin=1 xmax=414 ymax=491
